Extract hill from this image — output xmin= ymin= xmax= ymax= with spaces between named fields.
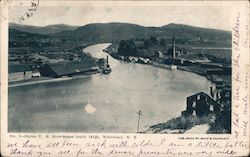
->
xmin=161 ymin=23 xmax=230 ymax=40
xmin=9 ymin=23 xmax=79 ymax=35
xmin=50 ymin=22 xmax=231 ymax=47
xmin=9 ymin=22 xmax=232 ymax=50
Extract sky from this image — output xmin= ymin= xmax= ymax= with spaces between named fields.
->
xmin=9 ymin=1 xmax=232 ymax=30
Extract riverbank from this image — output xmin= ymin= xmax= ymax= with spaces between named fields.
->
xmin=142 ymin=114 xmax=213 ymax=134
xmin=8 ymin=72 xmax=101 ymax=88
xmin=105 ymin=49 xmax=207 ymax=81
xmin=104 ymin=44 xmax=232 ymax=86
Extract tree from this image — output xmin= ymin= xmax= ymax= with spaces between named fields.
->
xmin=149 ymin=36 xmax=158 ymax=45
xmin=118 ymin=40 xmax=138 ymax=56
xmin=160 ymin=38 xmax=166 ymax=46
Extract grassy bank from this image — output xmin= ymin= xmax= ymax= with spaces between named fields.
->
xmin=148 ymin=115 xmax=213 ymax=134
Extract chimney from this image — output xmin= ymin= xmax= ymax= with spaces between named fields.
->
xmin=172 ymin=37 xmax=175 ymax=58
xmin=210 ymin=86 xmax=214 ymax=98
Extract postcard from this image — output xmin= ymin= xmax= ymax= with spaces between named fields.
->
xmin=1 ymin=0 xmax=249 ymax=156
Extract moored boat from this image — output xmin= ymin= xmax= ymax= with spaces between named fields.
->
xmin=102 ymin=55 xmax=112 ymax=74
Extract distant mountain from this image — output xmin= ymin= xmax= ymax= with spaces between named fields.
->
xmin=9 ymin=22 xmax=232 ymax=48
xmin=9 ymin=28 xmax=50 ymax=48
xmin=9 ymin=23 xmax=79 ymax=35
xmin=52 ymin=22 xmax=149 ymax=41
xmin=9 ymin=28 xmax=47 ymax=38
xmin=160 ymin=23 xmax=230 ymax=40
xmin=51 ymin=22 xmax=231 ymax=44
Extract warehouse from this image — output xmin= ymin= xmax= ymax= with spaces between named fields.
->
xmin=39 ymin=60 xmax=99 ymax=78
xmin=8 ymin=64 xmax=33 ymax=82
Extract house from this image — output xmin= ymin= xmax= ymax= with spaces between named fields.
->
xmin=182 ymin=91 xmax=221 ymax=117
xmin=31 ymin=71 xmax=41 ymax=78
xmin=39 ymin=59 xmax=98 ymax=78
xmin=8 ymin=64 xmax=33 ymax=82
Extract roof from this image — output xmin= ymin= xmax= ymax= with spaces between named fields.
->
xmin=200 ymin=62 xmax=223 ymax=67
xmin=9 ymin=64 xmax=32 ymax=73
xmin=207 ymin=68 xmax=224 ymax=71
xmin=47 ymin=59 xmax=97 ymax=76
xmin=187 ymin=91 xmax=219 ymax=105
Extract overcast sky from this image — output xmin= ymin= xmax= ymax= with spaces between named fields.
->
xmin=9 ymin=1 xmax=232 ymax=30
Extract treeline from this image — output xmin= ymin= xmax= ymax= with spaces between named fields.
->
xmin=117 ymin=36 xmax=170 ymax=57
xmin=118 ymin=40 xmax=138 ymax=56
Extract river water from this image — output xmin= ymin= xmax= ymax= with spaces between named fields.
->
xmin=8 ymin=43 xmax=214 ymax=133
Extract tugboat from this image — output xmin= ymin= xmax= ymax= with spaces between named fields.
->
xmin=102 ymin=55 xmax=112 ymax=74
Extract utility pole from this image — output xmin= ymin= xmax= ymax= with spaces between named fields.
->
xmin=137 ymin=110 xmax=142 ymax=133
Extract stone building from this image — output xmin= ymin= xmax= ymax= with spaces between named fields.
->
xmin=182 ymin=91 xmax=221 ymax=117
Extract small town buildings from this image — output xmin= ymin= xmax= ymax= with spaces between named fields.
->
xmin=182 ymin=91 xmax=221 ymax=117
xmin=39 ymin=60 xmax=98 ymax=78
xmin=128 ymin=56 xmax=139 ymax=62
xmin=8 ymin=64 xmax=33 ymax=82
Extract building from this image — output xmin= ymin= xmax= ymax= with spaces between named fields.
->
xmin=31 ymin=71 xmax=41 ymax=78
xmin=39 ymin=60 xmax=99 ymax=78
xmin=182 ymin=91 xmax=221 ymax=117
xmin=206 ymin=66 xmax=231 ymax=76
xmin=8 ymin=64 xmax=33 ymax=82
xmin=199 ymin=62 xmax=223 ymax=68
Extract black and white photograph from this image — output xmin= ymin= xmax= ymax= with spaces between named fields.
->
xmin=8 ymin=1 xmax=232 ymax=134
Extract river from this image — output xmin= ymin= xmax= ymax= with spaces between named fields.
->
xmin=8 ymin=43 xmax=214 ymax=133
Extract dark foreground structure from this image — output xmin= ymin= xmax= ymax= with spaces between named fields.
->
xmin=182 ymin=91 xmax=221 ymax=117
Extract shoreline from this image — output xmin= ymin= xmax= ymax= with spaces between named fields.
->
xmin=104 ymin=44 xmax=232 ymax=87
xmin=8 ymin=73 xmax=101 ymax=88
xmin=106 ymin=51 xmax=214 ymax=83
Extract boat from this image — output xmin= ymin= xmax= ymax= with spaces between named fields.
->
xmin=102 ymin=66 xmax=112 ymax=74
xmin=102 ymin=55 xmax=112 ymax=74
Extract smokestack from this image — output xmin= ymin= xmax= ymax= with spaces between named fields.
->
xmin=172 ymin=37 xmax=175 ymax=58
xmin=106 ymin=55 xmax=109 ymax=65
xmin=210 ymin=86 xmax=214 ymax=98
